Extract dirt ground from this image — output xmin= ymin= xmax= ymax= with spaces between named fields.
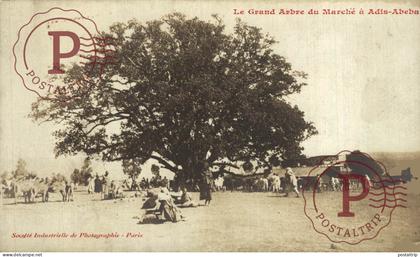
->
xmin=1 ymin=182 xmax=419 ymax=252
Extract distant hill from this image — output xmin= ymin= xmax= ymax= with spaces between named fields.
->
xmin=370 ymin=152 xmax=420 ymax=175
xmin=370 ymin=152 xmax=420 ymax=194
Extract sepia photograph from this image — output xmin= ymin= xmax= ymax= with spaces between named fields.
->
xmin=0 ymin=0 xmax=419 ymax=254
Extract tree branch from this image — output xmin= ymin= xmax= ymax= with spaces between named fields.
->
xmin=150 ymin=154 xmax=180 ymax=173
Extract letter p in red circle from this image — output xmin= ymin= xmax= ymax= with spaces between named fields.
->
xmin=48 ymin=31 xmax=81 ymax=74
xmin=302 ymin=151 xmax=402 ymax=244
xmin=337 ymin=174 xmax=370 ymax=217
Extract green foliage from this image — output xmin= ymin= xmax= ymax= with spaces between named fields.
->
xmin=71 ymin=158 xmax=94 ymax=185
xmin=51 ymin=172 xmax=67 ymax=183
xmin=70 ymin=169 xmax=80 ymax=184
xmin=122 ymin=158 xmax=142 ymax=180
xmin=0 ymin=171 xmax=9 ymax=184
xmin=13 ymin=158 xmax=29 ymax=178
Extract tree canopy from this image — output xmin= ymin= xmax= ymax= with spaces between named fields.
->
xmin=71 ymin=158 xmax=94 ymax=185
xmin=122 ymin=158 xmax=142 ymax=180
xmin=13 ymin=158 xmax=29 ymax=178
xmin=30 ymin=13 xmax=317 ymax=180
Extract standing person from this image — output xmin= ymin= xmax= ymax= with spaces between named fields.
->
xmin=131 ymin=177 xmax=138 ymax=191
xmin=285 ymin=167 xmax=300 ymax=198
xmin=87 ymin=176 xmax=94 ymax=194
xmin=1 ymin=182 xmax=4 ymax=206
xmin=102 ymin=171 xmax=110 ymax=200
xmin=145 ymin=178 xmax=150 ymax=189
xmin=364 ymin=174 xmax=372 ymax=187
xmin=271 ymin=174 xmax=281 ymax=193
xmin=94 ymin=174 xmax=102 ymax=199
xmin=140 ymin=178 xmax=147 ymax=190
xmin=67 ymin=181 xmax=75 ymax=201
xmin=199 ymin=162 xmax=212 ymax=206
xmin=162 ymin=176 xmax=169 ymax=189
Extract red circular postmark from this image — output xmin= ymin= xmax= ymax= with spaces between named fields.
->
xmin=13 ymin=7 xmax=116 ymax=99
xmin=302 ymin=150 xmax=407 ymax=244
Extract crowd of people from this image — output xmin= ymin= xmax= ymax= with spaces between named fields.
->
xmin=136 ymin=166 xmax=303 ymax=224
xmin=137 ymin=165 xmax=215 ymax=224
xmin=1 ymin=163 xmax=305 ymax=225
xmin=85 ymin=171 xmax=127 ymax=200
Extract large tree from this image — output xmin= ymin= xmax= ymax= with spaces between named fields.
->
xmin=30 ymin=13 xmax=316 ymax=181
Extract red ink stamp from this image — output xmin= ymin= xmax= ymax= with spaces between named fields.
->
xmin=302 ymin=150 xmax=407 ymax=244
xmin=13 ymin=7 xmax=116 ymax=99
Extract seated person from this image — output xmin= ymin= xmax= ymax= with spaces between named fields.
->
xmin=138 ymin=187 xmax=185 ymax=223
xmin=175 ymin=187 xmax=198 ymax=208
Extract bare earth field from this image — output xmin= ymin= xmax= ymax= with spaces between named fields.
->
xmin=1 ymin=178 xmax=419 ymax=252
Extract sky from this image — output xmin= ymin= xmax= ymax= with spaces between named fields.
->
xmin=1 ymin=0 xmax=419 ymax=179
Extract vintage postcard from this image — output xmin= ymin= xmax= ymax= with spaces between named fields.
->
xmin=0 ymin=0 xmax=419 ymax=253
